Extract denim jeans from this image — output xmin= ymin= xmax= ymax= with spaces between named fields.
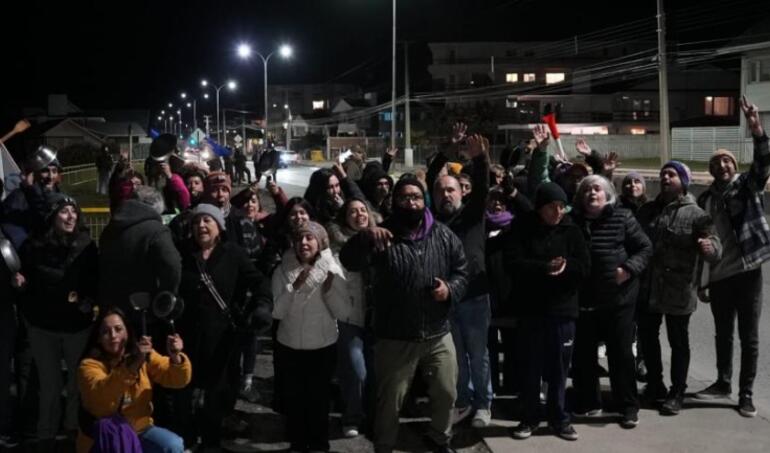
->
xmin=139 ymin=426 xmax=185 ymax=453
xmin=709 ymin=268 xmax=763 ymax=397
xmin=337 ymin=322 xmax=373 ymax=427
xmin=450 ymin=294 xmax=493 ymax=410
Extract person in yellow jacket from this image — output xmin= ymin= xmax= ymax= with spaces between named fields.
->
xmin=77 ymin=308 xmax=192 ymax=453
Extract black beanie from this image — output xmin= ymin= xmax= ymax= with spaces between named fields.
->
xmin=534 ymin=182 xmax=568 ymax=210
xmin=393 ymin=176 xmax=425 ymax=200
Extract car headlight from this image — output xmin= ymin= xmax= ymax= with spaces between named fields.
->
xmin=279 ymin=154 xmax=289 ymax=162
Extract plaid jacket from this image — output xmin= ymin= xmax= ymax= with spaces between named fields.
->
xmin=698 ymin=134 xmax=770 ymax=270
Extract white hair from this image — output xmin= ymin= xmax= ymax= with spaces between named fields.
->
xmin=133 ymin=186 xmax=166 ymax=215
xmin=575 ymin=174 xmax=617 ymax=210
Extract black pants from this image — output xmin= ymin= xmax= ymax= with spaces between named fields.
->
xmin=574 ymin=304 xmax=639 ymax=415
xmin=518 ymin=316 xmax=575 ymax=428
xmin=639 ymin=312 xmax=691 ymax=393
xmin=709 ymin=268 xmax=763 ymax=397
xmin=279 ymin=342 xmax=336 ymax=451
xmin=0 ymin=307 xmax=16 ymax=435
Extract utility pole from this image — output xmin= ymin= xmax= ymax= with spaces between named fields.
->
xmin=657 ymin=0 xmax=671 ymax=164
xmin=404 ymin=42 xmax=413 ymax=167
xmin=222 ymin=110 xmax=227 ymax=147
xmin=390 ymin=0 xmax=397 ymax=150
xmin=242 ymin=115 xmax=247 ymax=152
xmin=203 ymin=115 xmax=211 ymax=137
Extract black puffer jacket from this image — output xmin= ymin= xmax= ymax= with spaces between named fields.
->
xmin=503 ymin=211 xmax=591 ymax=319
xmin=99 ymin=200 xmax=181 ymax=313
xmin=20 ymin=230 xmax=97 ymax=332
xmin=572 ymin=205 xmax=652 ymax=310
xmin=340 ymin=217 xmax=468 ymax=341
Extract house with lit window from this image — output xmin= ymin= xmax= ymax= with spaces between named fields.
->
xmin=427 ymin=41 xmax=741 ymax=160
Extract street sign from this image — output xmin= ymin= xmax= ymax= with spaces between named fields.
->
xmin=234 ymin=134 xmax=243 ymax=143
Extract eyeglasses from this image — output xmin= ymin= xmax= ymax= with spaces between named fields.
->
xmin=396 ymin=193 xmax=424 ymax=203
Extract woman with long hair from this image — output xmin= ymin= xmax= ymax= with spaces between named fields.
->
xmin=12 ymin=194 xmax=98 ymax=448
xmin=326 ymin=197 xmax=376 ymax=438
xmin=77 ymin=308 xmax=191 ymax=453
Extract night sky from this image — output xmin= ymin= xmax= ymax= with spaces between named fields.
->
xmin=2 ymin=0 xmax=765 ymax=121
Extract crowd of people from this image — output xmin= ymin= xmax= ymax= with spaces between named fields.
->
xmin=0 ymin=94 xmax=767 ymax=453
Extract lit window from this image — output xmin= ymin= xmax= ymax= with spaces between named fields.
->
xmin=705 ymin=96 xmax=734 ymax=116
xmin=630 ymin=128 xmax=646 ymax=135
xmin=523 ymin=73 xmax=536 ymax=82
xmin=749 ymin=58 xmax=770 ymax=83
xmin=312 ymin=100 xmax=325 ymax=110
xmin=545 ymin=73 xmax=565 ymax=84
xmin=382 ymin=112 xmax=392 ymax=122
xmin=505 ymin=73 xmax=518 ymax=83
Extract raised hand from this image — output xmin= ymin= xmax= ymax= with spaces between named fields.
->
xmin=451 ymin=122 xmax=468 ymax=144
xmin=385 ymin=147 xmax=398 ymax=158
xmin=466 ymin=134 xmax=490 ymax=158
xmin=740 ymin=95 xmax=764 ymax=137
xmin=532 ymin=124 xmax=550 ymax=148
xmin=575 ymin=139 xmax=591 ymax=156
xmin=603 ymin=151 xmax=621 ymax=174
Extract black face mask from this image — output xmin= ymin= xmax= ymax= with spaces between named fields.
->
xmin=392 ymin=205 xmax=425 ymax=230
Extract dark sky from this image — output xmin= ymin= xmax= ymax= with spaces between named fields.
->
xmin=2 ymin=0 xmax=764 ymax=118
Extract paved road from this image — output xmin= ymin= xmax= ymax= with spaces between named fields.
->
xmin=229 ymin=163 xmax=770 ymax=453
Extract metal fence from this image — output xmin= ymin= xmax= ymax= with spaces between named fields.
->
xmin=672 ymin=126 xmax=753 ymax=163
xmin=81 ymin=208 xmax=111 ymax=242
xmin=60 ymin=163 xmax=99 ymax=188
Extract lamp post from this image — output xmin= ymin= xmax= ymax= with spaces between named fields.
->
xmin=180 ymin=92 xmax=198 ymax=132
xmin=236 ymin=42 xmax=292 ymax=140
xmin=201 ymin=79 xmax=237 ymax=143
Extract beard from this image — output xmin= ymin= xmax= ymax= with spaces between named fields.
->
xmin=392 ymin=205 xmax=425 ymax=230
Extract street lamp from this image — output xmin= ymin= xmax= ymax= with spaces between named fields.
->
xmin=235 ymin=42 xmax=293 ymax=136
xmin=201 ymin=78 xmax=237 ymax=143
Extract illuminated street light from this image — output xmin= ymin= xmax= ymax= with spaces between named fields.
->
xmin=235 ymin=42 xmax=294 ymax=132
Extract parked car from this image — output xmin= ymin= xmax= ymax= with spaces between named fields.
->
xmin=278 ymin=149 xmax=299 ymax=168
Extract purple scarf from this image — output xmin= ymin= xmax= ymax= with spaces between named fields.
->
xmin=410 ymin=209 xmax=435 ymax=241
xmin=485 ymin=210 xmax=513 ymax=230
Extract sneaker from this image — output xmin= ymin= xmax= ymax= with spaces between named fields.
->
xmin=660 ymin=390 xmax=684 ymax=416
xmin=0 ymin=434 xmax=20 ymax=448
xmin=511 ymin=422 xmax=537 ymax=439
xmin=738 ymin=396 xmax=757 ymax=418
xmin=694 ymin=381 xmax=732 ymax=400
xmin=572 ymin=407 xmax=602 ymax=417
xmin=342 ymin=426 xmax=359 ymax=438
xmin=554 ymin=424 xmax=579 ymax=441
xmin=620 ymin=411 xmax=639 ymax=429
xmin=451 ymin=406 xmax=472 ymax=425
xmin=471 ymin=409 xmax=492 ymax=428
xmin=238 ymin=378 xmax=260 ymax=403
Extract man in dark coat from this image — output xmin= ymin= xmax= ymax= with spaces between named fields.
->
xmin=98 ymin=186 xmax=182 ymax=318
xmin=430 ymin=131 xmax=493 ymax=427
xmin=340 ymin=177 xmax=467 ymax=453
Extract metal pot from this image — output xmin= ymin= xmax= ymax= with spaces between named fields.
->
xmin=0 ymin=239 xmax=21 ymax=273
xmin=27 ymin=145 xmax=58 ymax=172
xmin=152 ymin=291 xmax=185 ymax=333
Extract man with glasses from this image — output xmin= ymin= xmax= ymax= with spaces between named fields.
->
xmin=340 ymin=177 xmax=468 ymax=453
